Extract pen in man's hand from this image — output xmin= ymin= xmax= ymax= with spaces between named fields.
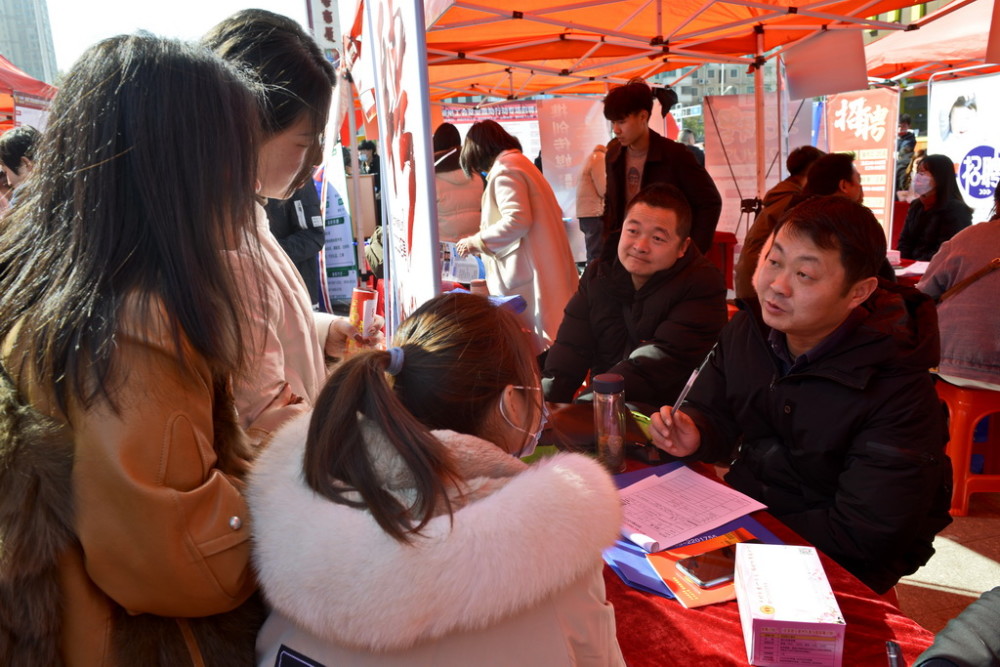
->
xmin=670 ymin=344 xmax=716 ymax=417
xmin=885 ymin=640 xmax=902 ymax=667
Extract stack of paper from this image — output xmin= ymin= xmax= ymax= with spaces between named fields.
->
xmin=620 ymin=465 xmax=766 ymax=552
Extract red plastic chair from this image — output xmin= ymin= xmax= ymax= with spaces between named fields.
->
xmin=936 ymin=380 xmax=1000 ymax=516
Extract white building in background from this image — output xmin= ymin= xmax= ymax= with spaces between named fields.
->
xmin=0 ymin=0 xmax=58 ymax=83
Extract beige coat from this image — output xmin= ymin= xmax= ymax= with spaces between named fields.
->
xmin=250 ymin=414 xmax=625 ymax=666
xmin=469 ymin=150 xmax=578 ymax=351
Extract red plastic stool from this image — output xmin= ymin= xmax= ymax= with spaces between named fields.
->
xmin=936 ymin=380 xmax=1000 ymax=516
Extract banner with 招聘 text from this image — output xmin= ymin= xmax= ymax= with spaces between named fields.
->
xmin=825 ymin=88 xmax=898 ymax=237
xmin=929 ymin=74 xmax=1000 ymax=223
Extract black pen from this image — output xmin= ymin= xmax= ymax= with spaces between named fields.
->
xmin=886 ymin=640 xmax=902 ymax=667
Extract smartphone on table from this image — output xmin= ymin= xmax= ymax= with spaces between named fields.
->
xmin=676 ymin=540 xmax=760 ymax=589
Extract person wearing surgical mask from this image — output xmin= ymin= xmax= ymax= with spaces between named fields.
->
xmin=898 ymin=154 xmax=972 ymax=261
xmin=249 ymin=291 xmax=625 ymax=666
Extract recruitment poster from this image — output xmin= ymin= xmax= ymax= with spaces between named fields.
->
xmin=704 ymin=92 xmax=812 ymax=238
xmin=825 ymin=88 xmax=898 ymax=235
xmin=929 ymin=74 xmax=1000 ymax=223
xmin=361 ymin=0 xmax=439 ymax=333
xmin=442 ymin=102 xmax=541 ymax=167
xmin=535 ymin=98 xmax=609 ymax=221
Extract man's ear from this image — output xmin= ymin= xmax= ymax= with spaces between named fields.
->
xmin=678 ymin=237 xmax=692 ymax=257
xmin=837 ymin=179 xmax=852 ymax=197
xmin=846 ymin=276 xmax=879 ymax=309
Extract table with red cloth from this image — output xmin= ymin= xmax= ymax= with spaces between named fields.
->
xmin=603 ymin=463 xmax=934 ymax=666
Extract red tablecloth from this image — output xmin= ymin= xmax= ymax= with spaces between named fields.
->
xmin=604 ymin=458 xmax=933 ymax=665
xmin=605 ymin=509 xmax=933 ymax=666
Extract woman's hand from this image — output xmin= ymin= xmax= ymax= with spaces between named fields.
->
xmin=455 ymin=237 xmax=478 ymax=258
xmin=649 ymin=406 xmax=702 ymax=458
xmin=326 ymin=315 xmax=386 ymax=357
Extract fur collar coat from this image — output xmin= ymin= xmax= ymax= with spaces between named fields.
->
xmin=249 ymin=412 xmax=626 ymax=666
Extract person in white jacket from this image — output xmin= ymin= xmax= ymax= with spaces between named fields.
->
xmin=455 ymin=120 xmax=579 ymax=354
xmin=204 ymin=10 xmax=379 ymax=429
xmin=433 ymin=122 xmax=484 ymax=243
xmin=250 ymin=292 xmax=625 ymax=666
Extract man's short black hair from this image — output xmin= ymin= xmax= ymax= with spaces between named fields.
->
xmin=775 ymin=195 xmax=885 ymax=290
xmin=0 ymin=125 xmax=41 ymax=173
xmin=787 ymin=146 xmax=824 ymax=177
xmin=603 ymin=80 xmax=653 ymax=121
xmin=803 ymin=152 xmax=855 ymax=196
xmin=624 ymin=183 xmax=693 ymax=240
xmin=899 ymin=114 xmax=912 ymax=126
xmin=359 ymin=139 xmax=377 ymax=152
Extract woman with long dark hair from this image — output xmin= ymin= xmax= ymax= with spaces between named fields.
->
xmin=250 ymin=292 xmax=624 ymax=665
xmin=455 ymin=120 xmax=578 ymax=353
xmin=0 ymin=35 xmax=302 ymax=664
xmin=898 ymin=154 xmax=972 ymax=261
xmin=204 ymin=10 xmax=377 ymax=429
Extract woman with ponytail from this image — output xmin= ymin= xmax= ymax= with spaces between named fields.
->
xmin=249 ymin=292 xmax=625 ymax=666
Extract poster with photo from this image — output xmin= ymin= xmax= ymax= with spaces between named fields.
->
xmin=929 ymin=74 xmax=1000 ymax=223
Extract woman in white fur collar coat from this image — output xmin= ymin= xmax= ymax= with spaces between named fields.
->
xmin=249 ymin=293 xmax=625 ymax=666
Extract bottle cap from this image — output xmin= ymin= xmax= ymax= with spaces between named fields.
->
xmin=592 ymin=373 xmax=625 ymax=394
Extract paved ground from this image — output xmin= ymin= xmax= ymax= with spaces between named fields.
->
xmin=898 ymin=492 xmax=1000 ymax=633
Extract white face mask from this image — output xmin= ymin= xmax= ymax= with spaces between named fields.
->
xmin=913 ymin=172 xmax=935 ymax=196
xmin=499 ymin=386 xmax=549 ymax=459
xmin=359 ymin=153 xmax=369 ymax=162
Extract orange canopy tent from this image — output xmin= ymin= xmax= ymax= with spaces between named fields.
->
xmin=866 ymin=0 xmax=999 ymax=81
xmin=0 ymin=54 xmax=56 ymax=131
xmin=422 ymin=0 xmax=934 ymax=102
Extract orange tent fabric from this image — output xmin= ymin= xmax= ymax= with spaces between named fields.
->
xmin=866 ymin=0 xmax=998 ymax=80
xmin=422 ymin=0 xmax=933 ymax=101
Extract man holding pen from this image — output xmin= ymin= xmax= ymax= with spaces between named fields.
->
xmin=649 ymin=195 xmax=952 ymax=594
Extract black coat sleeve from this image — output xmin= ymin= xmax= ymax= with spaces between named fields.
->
xmin=267 ymin=183 xmax=325 ymax=263
xmin=607 ymin=261 xmax=727 ymax=408
xmin=672 ymin=147 xmax=722 ymax=254
xmin=542 ymin=267 xmax=597 ymax=403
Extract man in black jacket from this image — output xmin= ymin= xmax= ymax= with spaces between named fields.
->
xmin=602 ymin=80 xmax=722 ymax=254
xmin=543 ymin=184 xmax=727 ymax=411
xmin=649 ymin=195 xmax=952 ymax=594
xmin=264 ymin=180 xmax=326 ymax=307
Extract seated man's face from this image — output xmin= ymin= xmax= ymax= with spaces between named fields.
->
xmin=618 ymin=202 xmax=690 ymax=290
xmin=755 ymin=225 xmax=867 ymax=356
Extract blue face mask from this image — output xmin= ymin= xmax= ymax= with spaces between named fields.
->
xmin=499 ymin=386 xmax=549 ymax=459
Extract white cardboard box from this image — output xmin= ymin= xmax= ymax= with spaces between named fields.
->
xmin=735 ymin=544 xmax=846 ymax=667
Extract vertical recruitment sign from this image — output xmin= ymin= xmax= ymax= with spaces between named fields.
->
xmin=824 ymin=88 xmax=899 ymax=237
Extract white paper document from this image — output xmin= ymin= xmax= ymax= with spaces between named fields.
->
xmin=619 ymin=466 xmax=767 ymax=552
xmin=894 ymin=260 xmax=929 ymax=277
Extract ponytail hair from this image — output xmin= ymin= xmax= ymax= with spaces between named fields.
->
xmin=303 ymin=292 xmax=539 ymax=543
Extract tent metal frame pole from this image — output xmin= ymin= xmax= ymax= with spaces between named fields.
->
xmin=754 ymin=27 xmax=766 ymax=199
xmin=347 ymin=83 xmax=366 ymax=279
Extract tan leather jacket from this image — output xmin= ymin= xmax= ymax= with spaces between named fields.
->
xmin=0 ymin=296 xmax=304 ymax=666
